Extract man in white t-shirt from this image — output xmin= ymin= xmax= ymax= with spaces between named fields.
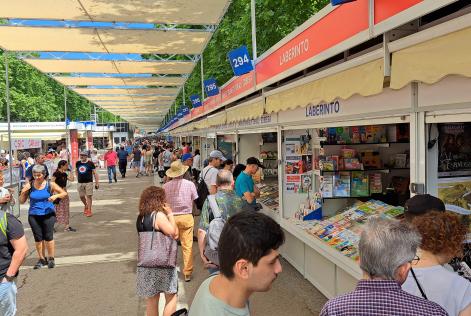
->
xmin=200 ymin=150 xmax=225 ymax=195
xmin=189 ymin=211 xmax=284 ymax=316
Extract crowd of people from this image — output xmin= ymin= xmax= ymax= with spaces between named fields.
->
xmin=0 ymin=138 xmax=470 ymax=316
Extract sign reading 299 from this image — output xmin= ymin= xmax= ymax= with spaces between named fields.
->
xmin=228 ymin=45 xmax=254 ymax=76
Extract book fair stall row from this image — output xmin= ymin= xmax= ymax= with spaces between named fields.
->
xmin=167 ymin=3 xmax=471 ymax=298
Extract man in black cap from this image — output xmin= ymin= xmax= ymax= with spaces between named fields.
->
xmin=235 ymin=157 xmax=264 ymax=211
xmin=403 ymin=194 xmax=445 ymax=221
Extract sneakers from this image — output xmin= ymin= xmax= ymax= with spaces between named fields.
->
xmin=64 ymin=227 xmax=77 ymax=232
xmin=34 ymin=258 xmax=48 ymax=269
xmin=48 ymin=257 xmax=55 ymax=269
xmin=184 ymin=275 xmax=192 ymax=282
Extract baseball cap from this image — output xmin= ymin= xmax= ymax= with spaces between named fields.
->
xmin=404 ymin=194 xmax=445 ymax=217
xmin=181 ymin=153 xmax=193 ymax=162
xmin=246 ymin=157 xmax=264 ymax=168
xmin=79 ymin=150 xmax=88 ymax=156
xmin=209 ymin=150 xmax=226 ymax=162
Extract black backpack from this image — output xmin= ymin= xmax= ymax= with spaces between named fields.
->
xmin=195 ymin=168 xmax=214 ymax=210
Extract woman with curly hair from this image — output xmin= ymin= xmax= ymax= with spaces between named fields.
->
xmin=403 ymin=211 xmax=471 ymax=316
xmin=136 ymin=186 xmax=178 ymax=316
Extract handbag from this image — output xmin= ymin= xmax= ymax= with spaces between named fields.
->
xmin=137 ymin=212 xmax=177 ymax=268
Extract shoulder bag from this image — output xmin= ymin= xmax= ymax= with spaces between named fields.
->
xmin=137 ymin=212 xmax=177 ymax=268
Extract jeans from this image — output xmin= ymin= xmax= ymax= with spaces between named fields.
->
xmin=0 ymin=281 xmax=17 ymax=316
xmin=107 ymin=166 xmax=117 ymax=182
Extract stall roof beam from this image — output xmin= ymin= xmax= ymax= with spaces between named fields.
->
xmin=73 ymin=88 xmax=179 ymax=96
xmin=23 ymin=59 xmax=195 ymax=75
xmin=0 ymin=0 xmax=231 ymax=26
xmin=53 ymin=76 xmax=186 ymax=87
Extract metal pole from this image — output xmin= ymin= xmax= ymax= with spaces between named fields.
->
xmin=182 ymin=85 xmax=186 ymax=107
xmin=64 ymin=86 xmax=70 ymax=155
xmin=101 ymin=110 xmax=105 ymax=149
xmin=4 ymin=51 xmax=13 ymax=186
xmin=251 ymin=0 xmax=258 ymax=60
xmin=200 ymin=54 xmax=205 ymax=101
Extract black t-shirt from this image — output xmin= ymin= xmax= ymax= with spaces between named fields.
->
xmin=25 ymin=164 xmax=49 ymax=179
xmin=53 ymin=170 xmax=68 ymax=188
xmin=76 ymin=161 xmax=95 ymax=183
xmin=133 ymin=149 xmax=142 ymax=161
xmin=0 ymin=213 xmax=24 ymax=278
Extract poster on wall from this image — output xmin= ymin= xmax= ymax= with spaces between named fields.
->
xmin=216 ymin=135 xmax=234 ymax=160
xmin=438 ymin=123 xmax=471 ymax=177
xmin=284 ymin=135 xmax=312 ymax=194
xmin=437 ymin=177 xmax=471 ymax=214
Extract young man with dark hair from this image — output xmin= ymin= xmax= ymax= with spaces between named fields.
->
xmin=189 ymin=211 xmax=284 ymax=316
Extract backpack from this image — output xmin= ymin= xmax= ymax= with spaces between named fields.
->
xmin=163 ymin=151 xmax=172 ymax=165
xmin=0 ymin=211 xmax=7 ymax=238
xmin=203 ymin=195 xmax=225 ymax=266
xmin=195 ymin=167 xmax=214 ymax=210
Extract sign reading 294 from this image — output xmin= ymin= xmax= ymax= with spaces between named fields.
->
xmin=228 ymin=45 xmax=253 ymax=76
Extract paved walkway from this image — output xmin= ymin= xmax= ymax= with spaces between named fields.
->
xmin=15 ymin=167 xmax=327 ymax=315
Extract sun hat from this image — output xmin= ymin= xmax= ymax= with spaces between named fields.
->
xmin=209 ymin=150 xmax=226 ymax=162
xmin=166 ymin=160 xmax=189 ymax=178
xmin=181 ymin=153 xmax=193 ymax=162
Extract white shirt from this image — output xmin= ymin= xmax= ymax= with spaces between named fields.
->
xmin=0 ymin=187 xmax=13 ymax=213
xmin=201 ymin=165 xmax=218 ymax=191
xmin=402 ymin=265 xmax=471 ymax=316
xmin=192 ymin=154 xmax=201 ymax=171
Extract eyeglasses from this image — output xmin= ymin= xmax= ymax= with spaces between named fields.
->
xmin=411 ymin=255 xmax=420 ymax=265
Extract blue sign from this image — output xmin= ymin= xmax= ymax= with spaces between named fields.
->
xmin=177 ymin=110 xmax=183 ymax=119
xmin=204 ymin=78 xmax=219 ymax=97
xmin=228 ymin=45 xmax=253 ymax=76
xmin=182 ymin=107 xmax=190 ymax=116
xmin=190 ymin=94 xmax=202 ymax=108
xmin=331 ymin=0 xmax=356 ymax=5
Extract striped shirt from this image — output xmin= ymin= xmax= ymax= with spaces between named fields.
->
xmin=320 ymin=279 xmax=448 ymax=316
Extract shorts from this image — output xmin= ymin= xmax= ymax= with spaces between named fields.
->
xmin=77 ymin=182 xmax=94 ymax=197
xmin=28 ymin=213 xmax=56 ymax=242
xmin=131 ymin=161 xmax=140 ymax=168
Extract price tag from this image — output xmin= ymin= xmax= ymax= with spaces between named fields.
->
xmin=204 ymin=78 xmax=219 ymax=97
xmin=189 ymin=94 xmax=202 ymax=108
xmin=227 ymin=46 xmax=253 ymax=76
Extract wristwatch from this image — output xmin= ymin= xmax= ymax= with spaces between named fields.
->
xmin=4 ymin=274 xmax=15 ymax=282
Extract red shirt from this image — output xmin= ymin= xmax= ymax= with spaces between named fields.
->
xmin=103 ymin=151 xmax=118 ymax=167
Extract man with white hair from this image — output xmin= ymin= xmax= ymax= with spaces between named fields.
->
xmin=320 ymin=217 xmax=447 ymax=316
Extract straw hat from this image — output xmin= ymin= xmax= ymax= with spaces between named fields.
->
xmin=166 ymin=160 xmax=189 ymax=178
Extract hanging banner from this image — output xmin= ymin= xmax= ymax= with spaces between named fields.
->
xmin=204 ymin=78 xmax=220 ymax=97
xmin=70 ymin=129 xmax=79 ymax=167
xmin=221 ymin=71 xmax=255 ymax=104
xmin=228 ymin=45 xmax=253 ymax=76
xmin=11 ymin=139 xmax=42 ymax=150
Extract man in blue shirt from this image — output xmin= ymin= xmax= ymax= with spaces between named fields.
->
xmin=235 ymin=157 xmax=263 ymax=211
xmin=117 ymin=145 xmax=129 ymax=178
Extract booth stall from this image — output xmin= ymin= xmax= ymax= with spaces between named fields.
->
xmin=168 ymin=2 xmax=471 ymax=299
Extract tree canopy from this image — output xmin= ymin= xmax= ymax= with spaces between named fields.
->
xmin=162 ymin=0 xmax=330 ymax=125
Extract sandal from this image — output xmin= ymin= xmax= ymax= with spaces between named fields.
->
xmin=64 ymin=227 xmax=77 ymax=232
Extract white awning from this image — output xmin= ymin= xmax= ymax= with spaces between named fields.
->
xmin=1 ymin=0 xmax=230 ymax=25
xmin=53 ymin=76 xmax=186 ymax=87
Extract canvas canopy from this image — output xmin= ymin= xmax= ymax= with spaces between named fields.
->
xmin=53 ymin=76 xmax=186 ymax=87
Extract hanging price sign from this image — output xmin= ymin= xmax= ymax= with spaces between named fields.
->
xmin=228 ymin=45 xmax=253 ymax=76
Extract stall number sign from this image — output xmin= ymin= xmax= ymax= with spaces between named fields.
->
xmin=204 ymin=78 xmax=219 ymax=97
xmin=182 ymin=107 xmax=190 ymax=116
xmin=190 ymin=94 xmax=202 ymax=108
xmin=228 ymin=46 xmax=253 ymax=76
xmin=331 ymin=0 xmax=356 ymax=5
